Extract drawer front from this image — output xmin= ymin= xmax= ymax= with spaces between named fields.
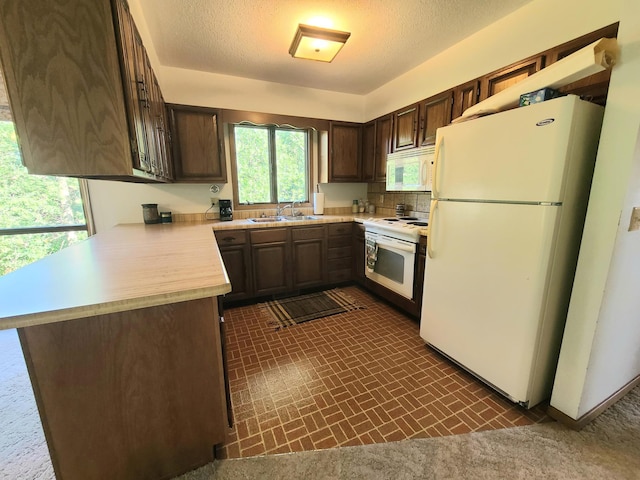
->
xmin=328 ymin=235 xmax=351 ymax=248
xmin=328 ymin=223 xmax=351 ymax=236
xmin=214 ymin=229 xmax=247 ymax=246
xmin=327 ymin=246 xmax=351 ymax=260
xmin=250 ymin=228 xmax=288 ymax=244
xmin=292 ymin=225 xmax=326 ymax=241
xmin=329 ymin=268 xmax=352 ymax=283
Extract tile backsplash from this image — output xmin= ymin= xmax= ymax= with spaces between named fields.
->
xmin=367 ymin=182 xmax=431 ymax=218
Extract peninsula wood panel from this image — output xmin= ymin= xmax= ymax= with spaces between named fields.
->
xmin=18 ymin=297 xmax=227 ymax=480
xmin=0 ymin=0 xmax=132 ymax=176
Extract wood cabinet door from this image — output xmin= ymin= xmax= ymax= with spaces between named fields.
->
xmin=452 ymin=80 xmax=480 ymax=120
xmin=292 ymin=226 xmax=327 ymax=288
xmin=545 ymin=23 xmax=618 ymax=105
xmin=169 ymin=105 xmax=227 ymax=183
xmin=113 ymin=0 xmax=151 ymax=173
xmin=292 ymin=239 xmax=327 ymax=288
xmin=479 ymin=55 xmax=544 ymax=101
xmin=0 ymin=0 xmax=134 ymax=178
xmin=419 ymin=92 xmax=453 ymax=146
xmin=219 ymin=246 xmax=252 ymax=301
xmin=252 ymin=242 xmax=291 ymax=295
xmin=362 ymin=121 xmax=376 ymax=182
xmin=329 ymin=121 xmax=362 ymax=182
xmin=392 ymin=103 xmax=420 ymax=151
xmin=374 ymin=115 xmax=392 ymax=182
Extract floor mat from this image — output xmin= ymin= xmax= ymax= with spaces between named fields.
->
xmin=260 ymin=288 xmax=366 ymax=329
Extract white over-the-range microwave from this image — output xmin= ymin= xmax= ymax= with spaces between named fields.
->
xmin=385 ymin=145 xmax=435 ymax=191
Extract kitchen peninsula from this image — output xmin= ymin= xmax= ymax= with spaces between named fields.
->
xmin=0 ymin=223 xmax=231 ymax=480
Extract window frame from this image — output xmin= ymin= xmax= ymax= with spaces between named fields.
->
xmin=228 ymin=122 xmax=314 ymax=210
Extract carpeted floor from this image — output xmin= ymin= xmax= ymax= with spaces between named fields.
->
xmin=177 ymin=383 xmax=640 ymax=479
xmin=0 ymin=329 xmax=53 ymax=480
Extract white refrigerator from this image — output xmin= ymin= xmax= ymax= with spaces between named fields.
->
xmin=420 ymin=95 xmax=604 ymax=408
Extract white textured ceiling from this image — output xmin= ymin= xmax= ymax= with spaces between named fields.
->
xmin=137 ymin=0 xmax=534 ymax=95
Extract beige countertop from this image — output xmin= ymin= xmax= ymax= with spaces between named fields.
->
xmin=210 ymin=214 xmax=371 ymax=230
xmin=0 ymin=222 xmax=231 ymax=330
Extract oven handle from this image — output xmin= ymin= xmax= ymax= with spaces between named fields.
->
xmin=373 ymin=238 xmax=416 ymax=253
xmin=427 ymin=199 xmax=438 ymax=259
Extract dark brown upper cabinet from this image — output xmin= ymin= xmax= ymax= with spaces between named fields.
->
xmin=452 ymin=80 xmax=480 ymax=120
xmin=419 ymin=91 xmax=454 ymax=145
xmin=479 ymin=55 xmax=545 ymax=102
xmin=168 ymin=105 xmax=227 ymax=183
xmin=392 ymin=103 xmax=420 ymax=151
xmin=362 ymin=121 xmax=376 ymax=182
xmin=545 ymin=23 xmax=619 ymax=106
xmin=374 ymin=115 xmax=392 ymax=181
xmin=362 ymin=116 xmax=392 ymax=183
xmin=0 ymin=0 xmax=171 ymax=181
xmin=328 ymin=121 xmax=362 ymax=182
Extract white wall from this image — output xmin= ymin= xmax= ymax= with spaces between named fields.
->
xmin=551 ymin=0 xmax=640 ymax=419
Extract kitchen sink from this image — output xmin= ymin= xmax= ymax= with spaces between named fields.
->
xmin=247 ymin=215 xmax=319 ymax=223
xmin=247 ymin=216 xmax=284 ymax=223
xmin=281 ymin=215 xmax=319 ymax=221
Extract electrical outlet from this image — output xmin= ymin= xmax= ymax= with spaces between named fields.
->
xmin=379 ymin=194 xmax=384 ymax=204
xmin=210 ymin=197 xmax=219 ymax=206
xmin=629 ymin=207 xmax=640 ymax=231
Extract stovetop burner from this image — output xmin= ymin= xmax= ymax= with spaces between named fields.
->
xmin=398 ymin=216 xmax=419 ymax=221
xmin=383 ymin=218 xmax=400 ymax=222
xmin=407 ymin=221 xmax=428 ymax=227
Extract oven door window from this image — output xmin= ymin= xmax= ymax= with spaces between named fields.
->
xmin=374 ymin=248 xmax=405 ymax=284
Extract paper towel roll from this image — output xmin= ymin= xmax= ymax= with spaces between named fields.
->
xmin=313 ymin=193 xmax=325 ymax=215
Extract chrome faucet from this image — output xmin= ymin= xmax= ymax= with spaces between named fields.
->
xmin=276 ymin=201 xmax=300 ymax=217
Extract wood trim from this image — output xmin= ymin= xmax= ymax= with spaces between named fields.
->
xmin=221 ymin=108 xmax=330 ymax=132
xmin=0 ymin=225 xmax=87 ymax=236
xmin=547 ymin=373 xmax=640 ymax=430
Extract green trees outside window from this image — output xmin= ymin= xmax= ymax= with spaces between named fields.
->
xmin=0 ymin=121 xmax=89 ymax=275
xmin=233 ymin=124 xmax=309 ymax=205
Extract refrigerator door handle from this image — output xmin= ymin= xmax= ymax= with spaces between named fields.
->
xmin=427 ymin=199 xmax=438 ymax=258
xmin=432 ymin=136 xmax=443 ymax=199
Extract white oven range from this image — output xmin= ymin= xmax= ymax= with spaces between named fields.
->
xmin=362 ymin=217 xmax=428 ymax=300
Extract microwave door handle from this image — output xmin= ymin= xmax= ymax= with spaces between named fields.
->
xmin=427 ymin=199 xmax=438 ymax=259
xmin=375 ymin=239 xmax=415 ymax=253
xmin=432 ymin=136 xmax=443 ymax=199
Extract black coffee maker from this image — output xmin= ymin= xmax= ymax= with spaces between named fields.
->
xmin=219 ymin=199 xmax=233 ymax=221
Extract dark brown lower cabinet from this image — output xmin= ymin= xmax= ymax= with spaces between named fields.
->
xmin=214 ymin=230 xmax=253 ymax=301
xmin=352 ymin=223 xmax=366 ymax=284
xmin=291 ymin=226 xmax=328 ymax=288
xmin=250 ymin=228 xmax=292 ymax=296
xmin=327 ymin=223 xmax=353 ymax=283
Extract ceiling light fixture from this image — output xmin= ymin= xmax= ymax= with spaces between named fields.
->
xmin=289 ymin=24 xmax=351 ymax=63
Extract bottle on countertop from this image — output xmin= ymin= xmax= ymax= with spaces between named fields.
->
xmin=352 ymin=199 xmax=359 ymax=213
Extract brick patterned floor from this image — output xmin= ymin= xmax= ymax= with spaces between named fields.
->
xmin=219 ymin=285 xmax=549 ymax=458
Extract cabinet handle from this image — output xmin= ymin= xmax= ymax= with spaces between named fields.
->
xmin=222 ymin=236 xmax=236 ymax=242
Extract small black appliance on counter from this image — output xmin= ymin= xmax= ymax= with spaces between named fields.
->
xmin=219 ymin=199 xmax=233 ymax=221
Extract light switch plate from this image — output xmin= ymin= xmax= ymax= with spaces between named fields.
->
xmin=629 ymin=207 xmax=640 ymax=231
